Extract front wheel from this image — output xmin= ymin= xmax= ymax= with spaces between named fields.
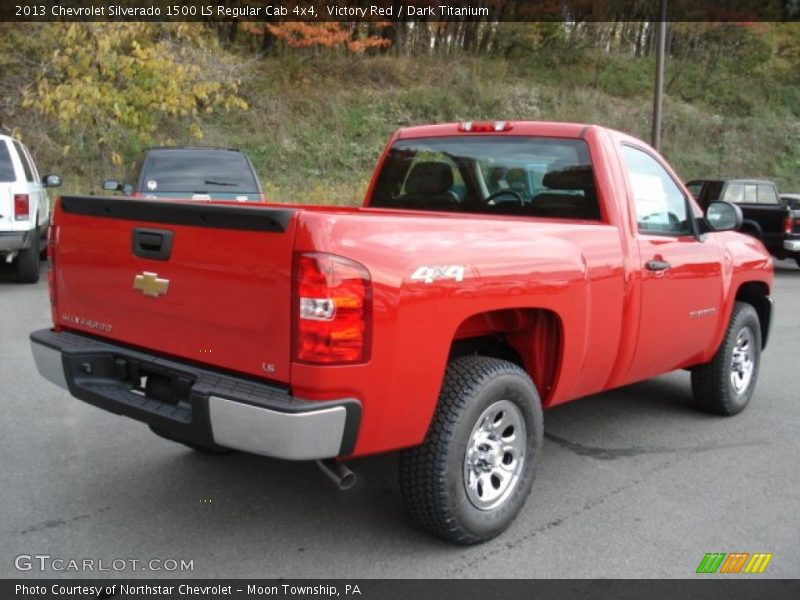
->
xmin=691 ymin=302 xmax=761 ymax=416
xmin=795 ymin=256 xmax=800 ymax=269
xmin=398 ymin=356 xmax=543 ymax=545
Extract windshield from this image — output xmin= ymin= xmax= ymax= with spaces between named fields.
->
xmin=370 ymin=136 xmax=600 ymax=220
xmin=139 ymin=149 xmax=260 ymax=194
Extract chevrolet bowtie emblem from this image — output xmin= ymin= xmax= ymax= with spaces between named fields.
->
xmin=133 ymin=271 xmax=170 ymax=298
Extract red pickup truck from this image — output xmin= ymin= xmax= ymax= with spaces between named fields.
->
xmin=31 ymin=122 xmax=773 ymax=544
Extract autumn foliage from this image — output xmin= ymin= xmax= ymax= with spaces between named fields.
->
xmin=21 ymin=23 xmax=248 ymax=161
xmin=242 ymin=22 xmax=390 ymax=53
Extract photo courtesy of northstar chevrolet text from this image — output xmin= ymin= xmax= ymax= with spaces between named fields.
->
xmin=1 ymin=0 xmax=799 ymax=594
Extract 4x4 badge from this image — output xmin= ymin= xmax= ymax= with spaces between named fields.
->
xmin=133 ymin=272 xmax=170 ymax=298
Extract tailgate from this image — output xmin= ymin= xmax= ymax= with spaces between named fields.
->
xmin=52 ymin=196 xmax=297 ymax=384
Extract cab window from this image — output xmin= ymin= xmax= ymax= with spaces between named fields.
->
xmin=622 ymin=145 xmax=691 ymax=235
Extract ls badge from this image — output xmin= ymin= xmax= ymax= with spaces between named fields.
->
xmin=133 ymin=271 xmax=170 ymax=298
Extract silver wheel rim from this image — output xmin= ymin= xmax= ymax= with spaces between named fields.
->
xmin=730 ymin=326 xmax=755 ymax=395
xmin=463 ymin=399 xmax=526 ymax=511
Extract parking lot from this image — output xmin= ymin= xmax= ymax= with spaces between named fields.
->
xmin=1 ymin=260 xmax=798 ymax=579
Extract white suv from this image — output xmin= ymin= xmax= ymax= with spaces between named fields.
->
xmin=0 ymin=134 xmax=61 ymax=283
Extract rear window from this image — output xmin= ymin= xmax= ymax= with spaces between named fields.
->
xmin=723 ymin=183 xmax=761 ymax=204
xmin=139 ymin=149 xmax=259 ymax=194
xmin=757 ymin=184 xmax=778 ymax=204
xmin=370 ymin=136 xmax=600 ymax=220
xmin=0 ymin=141 xmax=15 ymax=182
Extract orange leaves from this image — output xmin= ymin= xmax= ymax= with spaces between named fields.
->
xmin=243 ymin=22 xmax=390 ymax=53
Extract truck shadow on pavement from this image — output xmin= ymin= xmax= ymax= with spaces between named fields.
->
xmin=18 ymin=373 xmax=747 ymax=557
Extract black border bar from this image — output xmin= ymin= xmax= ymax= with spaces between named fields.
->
xmin=2 ymin=1 xmax=798 ymax=22
xmin=4 ymin=579 xmax=800 ymax=600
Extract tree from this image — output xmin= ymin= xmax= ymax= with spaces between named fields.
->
xmin=23 ymin=23 xmax=248 ymax=162
xmin=241 ymin=22 xmax=390 ymax=54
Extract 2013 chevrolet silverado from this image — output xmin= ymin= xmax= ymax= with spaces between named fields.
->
xmin=31 ymin=122 xmax=773 ymax=544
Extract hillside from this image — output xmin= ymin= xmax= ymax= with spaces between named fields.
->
xmin=3 ymin=23 xmax=799 ymax=202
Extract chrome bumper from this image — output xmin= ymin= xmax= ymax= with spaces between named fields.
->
xmin=0 ymin=231 xmax=30 ymax=252
xmin=784 ymin=239 xmax=800 ymax=252
xmin=208 ymin=396 xmax=347 ymax=460
xmin=31 ymin=341 xmax=69 ymax=390
xmin=31 ymin=331 xmax=359 ymax=460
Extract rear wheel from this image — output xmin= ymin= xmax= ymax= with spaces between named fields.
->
xmin=149 ymin=425 xmax=233 ymax=455
xmin=398 ymin=356 xmax=543 ymax=545
xmin=15 ymin=231 xmax=40 ymax=283
xmin=795 ymin=257 xmax=800 ymax=269
xmin=691 ymin=302 xmax=761 ymax=416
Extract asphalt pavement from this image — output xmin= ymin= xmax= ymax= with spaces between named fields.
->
xmin=1 ymin=259 xmax=798 ymax=579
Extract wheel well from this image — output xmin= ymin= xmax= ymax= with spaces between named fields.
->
xmin=735 ymin=282 xmax=771 ymax=349
xmin=450 ymin=335 xmax=524 ymax=367
xmin=449 ymin=308 xmax=562 ymax=401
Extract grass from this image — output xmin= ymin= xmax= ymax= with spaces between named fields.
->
xmin=30 ymin=53 xmax=800 ymax=201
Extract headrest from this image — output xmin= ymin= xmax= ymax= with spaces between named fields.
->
xmin=542 ymin=165 xmax=594 ymax=190
xmin=405 ymin=162 xmax=454 ymax=196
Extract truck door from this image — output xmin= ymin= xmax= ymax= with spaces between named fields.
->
xmin=621 ymin=145 xmax=724 ymax=383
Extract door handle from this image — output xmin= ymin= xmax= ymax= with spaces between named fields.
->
xmin=132 ymin=228 xmax=173 ymax=261
xmin=645 ymin=259 xmax=671 ymax=272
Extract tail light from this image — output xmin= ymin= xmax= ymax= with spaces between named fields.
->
xmin=784 ymin=214 xmax=793 ymax=235
xmin=14 ymin=194 xmax=29 ymax=220
xmin=293 ymin=252 xmax=371 ymax=364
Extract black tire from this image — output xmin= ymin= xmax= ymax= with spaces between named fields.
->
xmin=398 ymin=356 xmax=543 ymax=545
xmin=39 ymin=224 xmax=49 ymax=261
xmin=795 ymin=257 xmax=800 ymax=269
xmin=15 ymin=231 xmax=40 ymax=283
xmin=691 ymin=302 xmax=761 ymax=416
xmin=149 ymin=425 xmax=233 ymax=455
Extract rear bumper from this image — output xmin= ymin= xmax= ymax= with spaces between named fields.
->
xmin=30 ymin=329 xmax=360 ymax=460
xmin=0 ymin=230 xmax=32 ymax=252
xmin=784 ymin=239 xmax=800 ymax=253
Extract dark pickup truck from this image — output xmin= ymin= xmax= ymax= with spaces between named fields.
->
xmin=687 ymin=179 xmax=800 ymax=267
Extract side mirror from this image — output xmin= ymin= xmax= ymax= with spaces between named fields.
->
xmin=705 ymin=201 xmax=742 ymax=232
xmin=103 ymin=179 xmax=121 ymax=192
xmin=43 ymin=174 xmax=62 ymax=188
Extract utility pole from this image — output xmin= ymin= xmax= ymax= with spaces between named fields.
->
xmin=651 ymin=0 xmax=668 ymax=151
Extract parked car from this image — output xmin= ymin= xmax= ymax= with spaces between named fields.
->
xmin=103 ymin=146 xmax=265 ymax=202
xmin=687 ymin=178 xmax=800 ymax=267
xmin=0 ymin=133 xmax=61 ymax=282
xmin=781 ymin=193 xmax=800 ymax=210
xmin=32 ymin=122 xmax=773 ymax=544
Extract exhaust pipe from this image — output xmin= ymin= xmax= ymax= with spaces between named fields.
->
xmin=316 ymin=459 xmax=356 ymax=490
